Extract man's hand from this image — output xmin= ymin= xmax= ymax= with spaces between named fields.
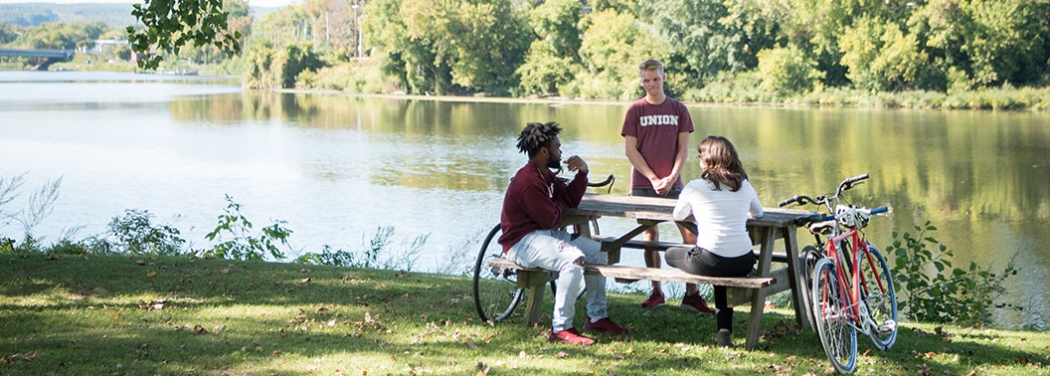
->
xmin=564 ymin=155 xmax=589 ymax=174
xmin=653 ymin=177 xmax=673 ymax=196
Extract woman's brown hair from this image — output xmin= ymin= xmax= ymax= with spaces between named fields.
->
xmin=698 ymin=136 xmax=748 ymax=192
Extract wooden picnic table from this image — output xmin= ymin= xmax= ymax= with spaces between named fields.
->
xmin=557 ymin=193 xmax=813 ymax=350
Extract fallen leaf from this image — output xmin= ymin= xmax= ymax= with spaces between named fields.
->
xmin=557 ymin=351 xmax=569 ymax=358
xmin=147 ymin=271 xmax=157 ymax=278
xmin=138 ymin=298 xmax=168 ymax=310
xmin=192 ymin=325 xmax=208 ymax=335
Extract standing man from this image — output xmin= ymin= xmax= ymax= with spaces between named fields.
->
xmin=499 ymin=121 xmax=628 ymax=345
xmin=621 ymin=59 xmax=714 ymax=314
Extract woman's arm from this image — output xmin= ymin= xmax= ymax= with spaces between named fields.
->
xmin=673 ymin=183 xmax=696 ymax=221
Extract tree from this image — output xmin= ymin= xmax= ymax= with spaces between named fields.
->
xmin=839 ymin=16 xmax=925 ymax=91
xmin=909 ymin=0 xmax=1050 ymax=87
xmin=642 ymin=0 xmax=755 ymax=89
xmin=567 ymin=10 xmax=671 ymax=99
xmin=127 ymin=0 xmax=243 ymax=70
xmin=19 ymin=21 xmax=106 ymax=50
xmin=363 ymin=0 xmax=530 ymax=95
xmin=0 ymin=22 xmax=21 ymax=44
xmin=756 ymin=44 xmax=822 ymax=96
xmin=516 ymin=0 xmax=584 ymax=96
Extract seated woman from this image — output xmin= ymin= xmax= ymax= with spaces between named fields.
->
xmin=665 ymin=135 xmax=763 ymax=348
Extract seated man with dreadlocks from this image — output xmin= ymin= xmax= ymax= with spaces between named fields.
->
xmin=498 ymin=121 xmax=628 ymax=345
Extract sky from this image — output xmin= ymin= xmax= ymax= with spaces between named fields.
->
xmin=0 ymin=0 xmax=296 ymax=8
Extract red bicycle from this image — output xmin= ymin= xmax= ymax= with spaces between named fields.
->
xmin=780 ymin=174 xmax=897 ymax=374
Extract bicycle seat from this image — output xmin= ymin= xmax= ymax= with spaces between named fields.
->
xmin=809 ymin=220 xmax=837 ymax=235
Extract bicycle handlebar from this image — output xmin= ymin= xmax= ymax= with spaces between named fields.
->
xmin=793 ymin=205 xmax=889 ymax=227
xmin=778 ymin=194 xmax=820 ymax=207
xmin=835 ymin=173 xmax=869 ymax=197
xmin=778 ymin=173 xmax=870 ymax=208
xmin=587 ymin=174 xmax=615 ymax=188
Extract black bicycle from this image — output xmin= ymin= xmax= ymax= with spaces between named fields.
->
xmin=472 ymin=174 xmax=614 ymax=323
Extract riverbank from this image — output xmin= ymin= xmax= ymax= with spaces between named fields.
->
xmin=11 ymin=62 xmax=1050 ymax=112
xmin=2 ymin=253 xmax=1046 ymax=375
xmin=286 ymin=82 xmax=1050 ymax=113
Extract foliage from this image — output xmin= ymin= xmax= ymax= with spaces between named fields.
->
xmin=888 ymin=221 xmax=1020 ymax=327
xmin=127 ymin=0 xmax=242 ymax=70
xmin=0 ymin=173 xmax=61 ymax=254
xmin=0 ymin=173 xmax=27 ymax=227
xmin=756 ymin=45 xmax=822 ymax=97
xmin=641 ymin=0 xmax=754 ymax=89
xmin=296 ymin=226 xmax=427 ymax=272
xmin=14 ymin=21 xmax=107 ymax=50
xmin=909 ymin=0 xmax=1050 ymax=88
xmin=565 ymin=10 xmax=670 ymax=99
xmin=516 ymin=40 xmax=578 ymax=96
xmin=1 ymin=176 xmax=62 ymax=241
xmin=515 ymin=0 xmax=583 ymax=96
xmin=363 ymin=0 xmax=530 ymax=95
xmin=839 ymin=17 xmax=926 ymax=92
xmin=203 ymin=194 xmax=293 ymax=261
xmin=106 ymin=209 xmax=186 ymax=256
xmin=243 ymin=41 xmax=325 ymax=89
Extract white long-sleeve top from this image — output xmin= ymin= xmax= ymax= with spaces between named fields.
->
xmin=672 ymin=178 xmax=764 ymax=258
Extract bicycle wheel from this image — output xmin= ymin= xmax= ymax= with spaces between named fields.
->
xmin=859 ymin=243 xmax=897 ymax=350
xmin=473 ymin=224 xmax=524 ymax=323
xmin=798 ymin=245 xmax=824 ymax=330
xmin=812 ymin=258 xmax=858 ymax=374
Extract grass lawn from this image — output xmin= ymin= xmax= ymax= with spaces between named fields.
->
xmin=2 ymin=253 xmax=1047 ymax=375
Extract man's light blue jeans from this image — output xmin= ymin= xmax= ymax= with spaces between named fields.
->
xmin=506 ymin=229 xmax=609 ymax=332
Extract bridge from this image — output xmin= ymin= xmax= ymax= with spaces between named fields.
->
xmin=0 ymin=48 xmax=76 ymax=71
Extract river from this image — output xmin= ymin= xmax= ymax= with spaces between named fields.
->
xmin=1 ymin=71 xmax=1047 ymax=330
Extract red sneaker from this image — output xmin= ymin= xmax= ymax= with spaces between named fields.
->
xmin=583 ymin=317 xmax=628 ymax=334
xmin=640 ymin=292 xmax=665 ymax=308
xmin=548 ymin=328 xmax=596 ymax=345
xmin=681 ymin=292 xmax=716 ymax=314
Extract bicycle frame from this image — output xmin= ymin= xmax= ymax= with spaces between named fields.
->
xmin=824 ymin=228 xmax=888 ymax=333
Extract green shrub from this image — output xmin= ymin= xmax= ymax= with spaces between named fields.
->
xmin=106 ymin=209 xmax=186 ymax=256
xmin=204 ymin=194 xmax=293 ymax=261
xmin=887 ymin=221 xmax=1020 ymax=327
xmin=295 ymin=226 xmax=427 ymax=271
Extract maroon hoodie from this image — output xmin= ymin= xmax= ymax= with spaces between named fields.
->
xmin=498 ymin=160 xmax=589 ymax=253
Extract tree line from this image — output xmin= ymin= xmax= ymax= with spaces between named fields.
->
xmin=5 ymin=0 xmax=1050 ymax=104
xmin=241 ymin=0 xmax=1050 ymax=101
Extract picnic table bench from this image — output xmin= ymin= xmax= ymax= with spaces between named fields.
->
xmin=489 ymin=194 xmax=810 ymax=350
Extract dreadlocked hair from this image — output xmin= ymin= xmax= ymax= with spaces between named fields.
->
xmin=516 ymin=121 xmax=562 ymax=158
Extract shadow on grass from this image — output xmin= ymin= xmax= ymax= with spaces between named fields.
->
xmin=2 ymin=254 xmax=1044 ymax=375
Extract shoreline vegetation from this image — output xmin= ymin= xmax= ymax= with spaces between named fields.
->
xmin=283 ymin=83 xmax=1050 ymax=112
xmin=8 ymin=62 xmax=1050 ymax=112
